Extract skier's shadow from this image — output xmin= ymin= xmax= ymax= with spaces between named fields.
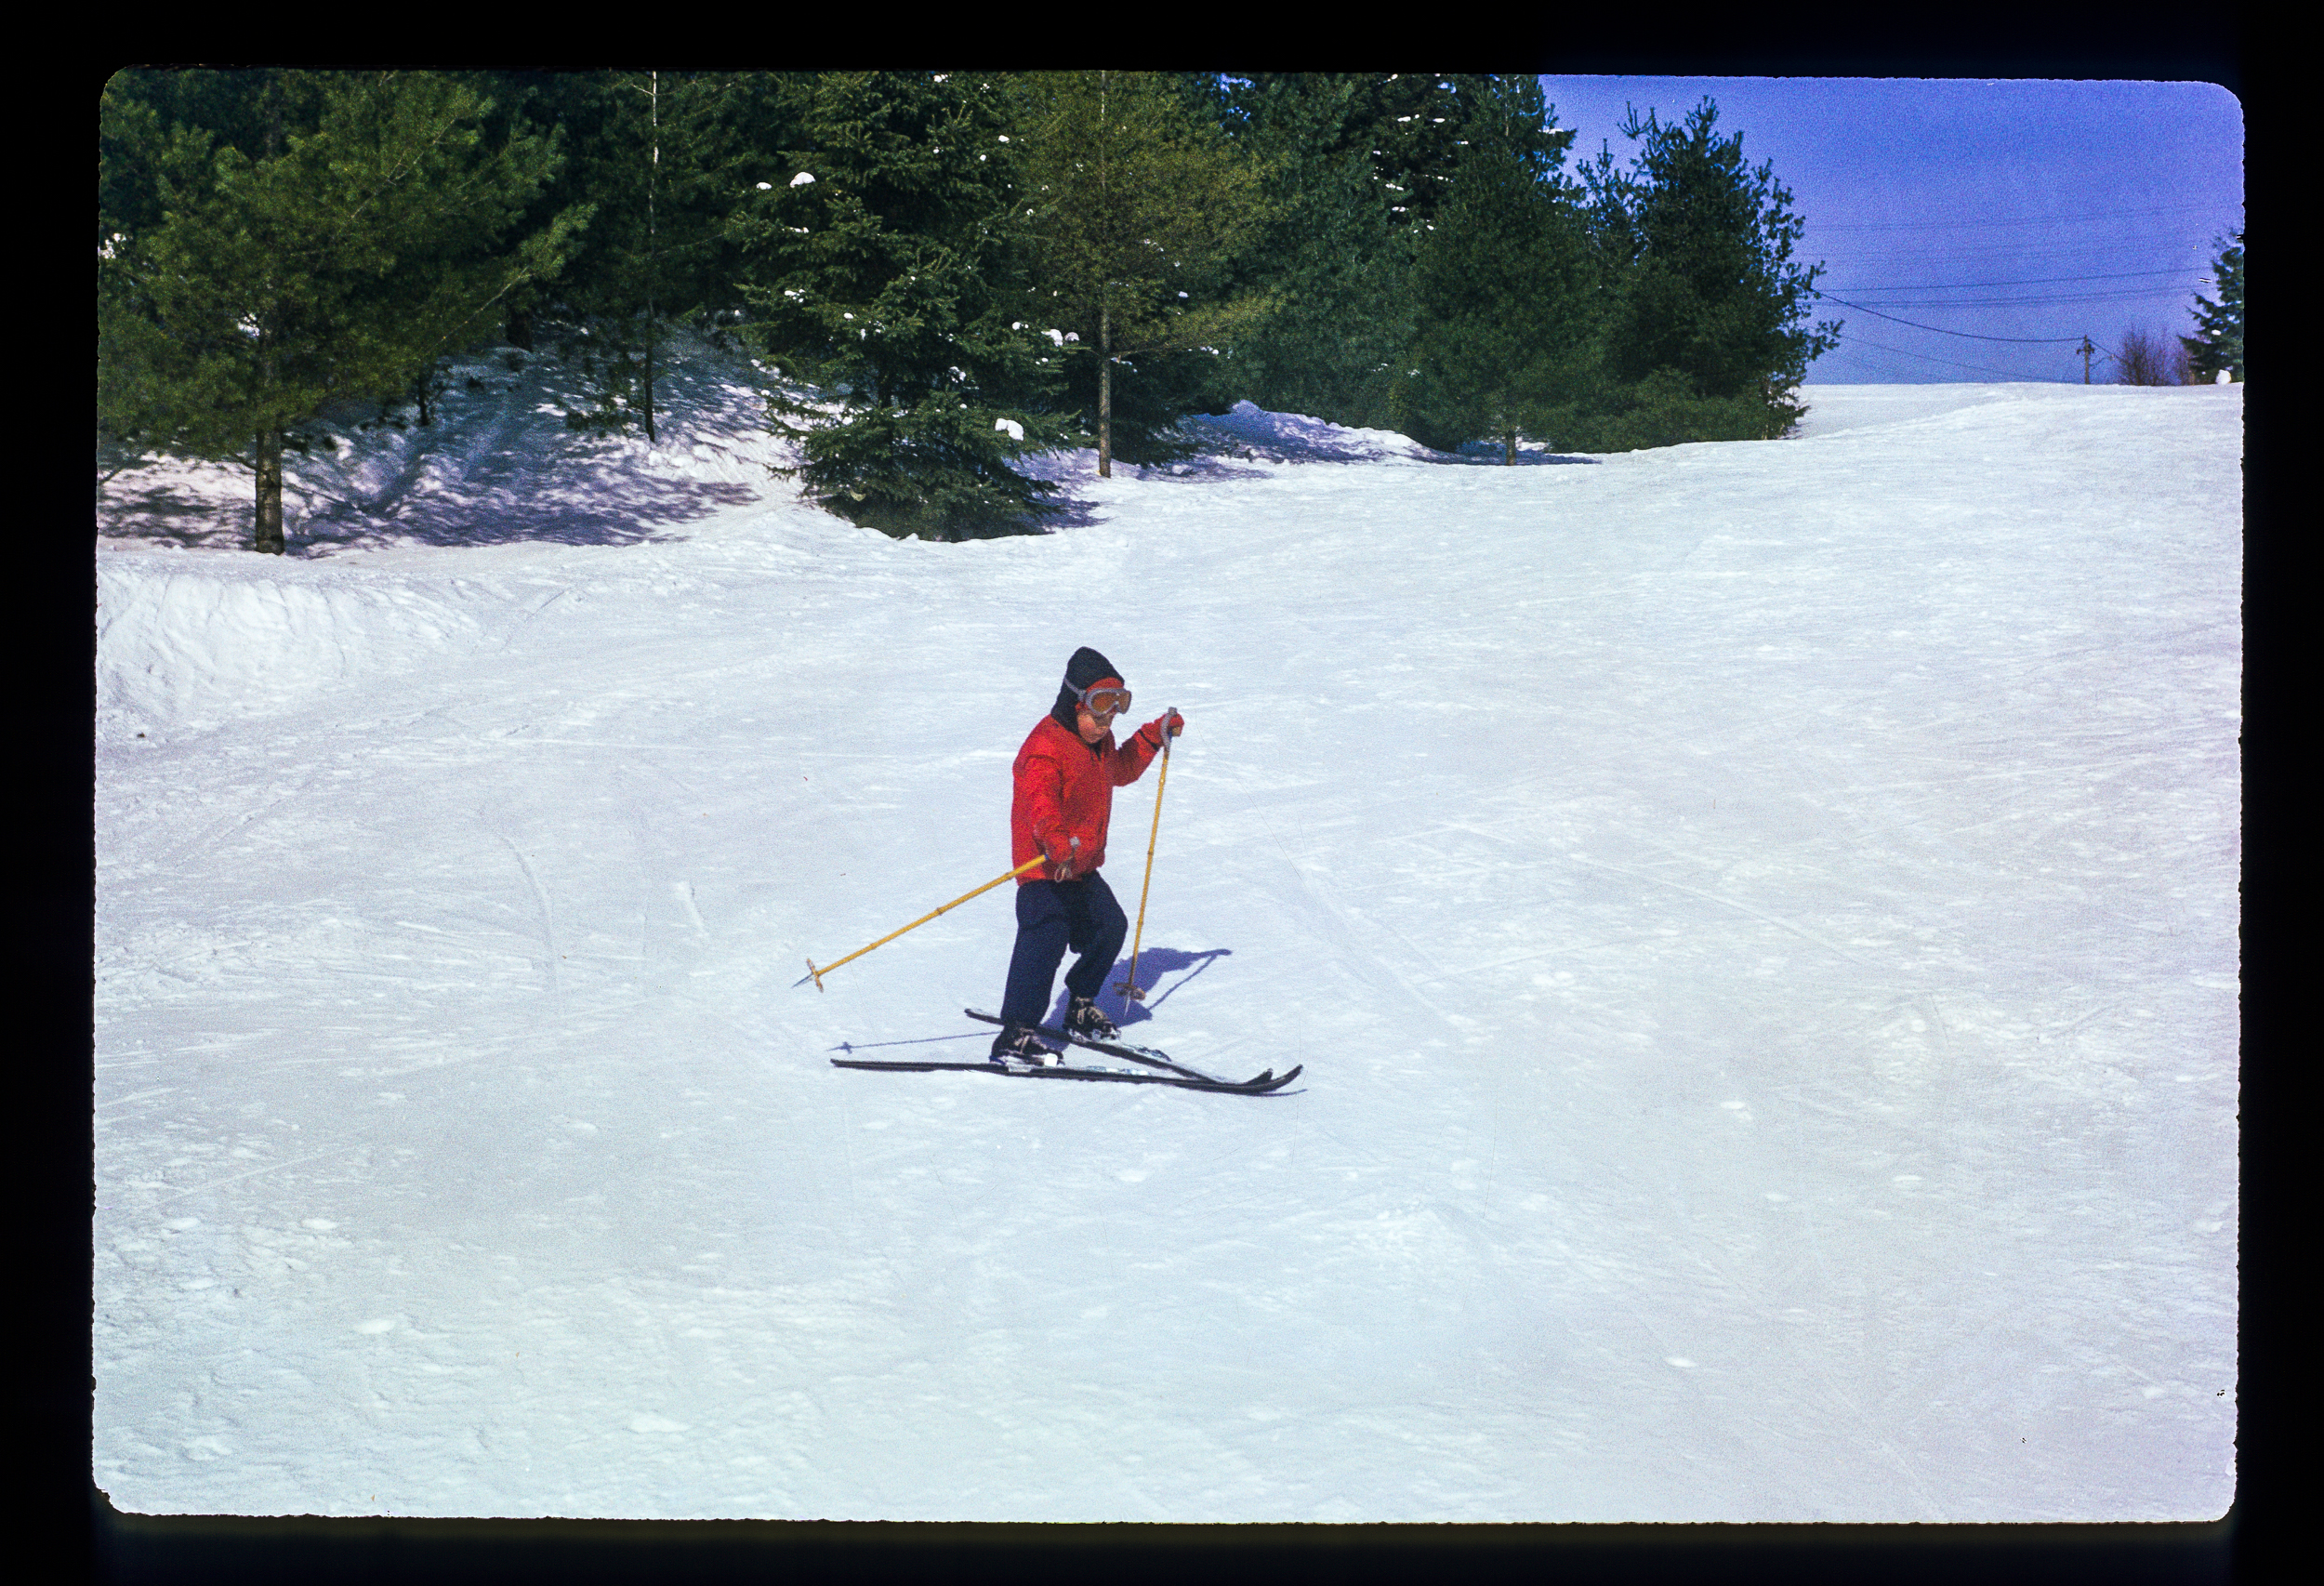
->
xmin=1050 ymin=946 xmax=1233 ymax=1029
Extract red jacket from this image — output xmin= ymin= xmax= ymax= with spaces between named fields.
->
xmin=1011 ymin=713 xmax=1169 ymax=881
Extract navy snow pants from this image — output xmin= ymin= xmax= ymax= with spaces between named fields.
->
xmin=998 ymin=873 xmax=1128 ymax=1030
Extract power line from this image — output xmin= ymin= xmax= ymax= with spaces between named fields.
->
xmin=1824 ymin=266 xmax=2208 ymax=293
xmin=1811 ymin=200 xmax=2235 ymax=233
xmin=1813 ymin=291 xmax=2085 ymax=343
xmin=1847 ymin=287 xmax=2199 ymax=309
xmin=1819 ymin=334 xmax=2071 ymax=381
xmin=1826 ymin=241 xmax=2224 ymax=267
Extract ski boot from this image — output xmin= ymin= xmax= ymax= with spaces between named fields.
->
xmin=990 ymin=1024 xmax=1058 ymax=1066
xmin=1065 ymin=997 xmax=1120 ymax=1041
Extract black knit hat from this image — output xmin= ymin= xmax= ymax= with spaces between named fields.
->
xmin=1051 ymin=646 xmax=1125 ymax=730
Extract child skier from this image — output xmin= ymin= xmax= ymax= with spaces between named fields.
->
xmin=991 ymin=646 xmax=1184 ymax=1064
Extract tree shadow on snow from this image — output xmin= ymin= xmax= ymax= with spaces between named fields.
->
xmin=1050 ymin=946 xmax=1233 ymax=1030
xmin=96 ymin=458 xmax=757 ymax=555
xmin=97 ymin=474 xmax=259 ymax=551
xmin=290 ymin=473 xmax=757 ymax=551
xmin=1421 ymin=442 xmax=1600 ymax=467
xmin=1024 ymin=495 xmax=1111 ymax=531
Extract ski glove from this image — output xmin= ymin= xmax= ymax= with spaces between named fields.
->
xmin=1044 ymin=833 xmax=1083 ymax=881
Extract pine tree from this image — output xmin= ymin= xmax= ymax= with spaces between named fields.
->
xmin=1575 ymin=98 xmax=1838 ymax=447
xmin=732 ymin=72 xmax=1075 ymax=538
xmin=2181 ymin=231 xmax=2243 ymax=382
xmin=1223 ymin=73 xmax=1508 ymax=234
xmin=1391 ymin=77 xmax=1592 ymax=459
xmin=1363 ymin=73 xmax=1543 ymax=232
xmin=99 ymin=70 xmax=586 ymax=552
xmin=508 ymin=71 xmax=793 ymax=438
xmin=1011 ymin=71 xmax=1271 ymax=477
xmin=1208 ymin=73 xmax=1565 ymax=433
xmin=1204 ymin=74 xmax=1408 ymax=429
xmin=1228 ymin=143 xmax=1406 ymax=429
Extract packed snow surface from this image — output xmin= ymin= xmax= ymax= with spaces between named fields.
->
xmin=94 ymin=348 xmax=2240 ymax=1522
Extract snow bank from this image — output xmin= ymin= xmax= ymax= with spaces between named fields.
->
xmin=97 ymin=554 xmax=485 ymax=739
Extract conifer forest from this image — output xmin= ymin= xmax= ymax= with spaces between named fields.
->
xmin=99 ymin=70 xmax=1842 ymax=546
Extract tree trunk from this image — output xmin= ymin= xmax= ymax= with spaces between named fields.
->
xmin=1096 ymin=73 xmax=1113 ymax=480
xmin=644 ymin=71 xmax=660 ymax=445
xmin=254 ymin=426 xmax=285 ymax=554
xmin=252 ymin=86 xmax=285 ymax=555
xmin=254 ymin=82 xmax=287 ymax=555
xmin=1503 ymin=426 xmax=1517 ymax=466
xmin=1098 ymin=302 xmax=1113 ymax=479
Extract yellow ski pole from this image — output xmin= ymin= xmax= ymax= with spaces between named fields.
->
xmin=1115 ymin=710 xmax=1173 ymax=1001
xmin=800 ymin=854 xmax=1046 ymax=990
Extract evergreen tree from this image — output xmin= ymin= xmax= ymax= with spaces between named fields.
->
xmin=2181 ymin=230 xmax=2243 ymax=382
xmin=1226 ymin=139 xmax=1406 ymax=429
xmin=507 ymin=71 xmax=794 ymax=438
xmin=1208 ymin=73 xmax=1560 ymax=432
xmin=1049 ymin=341 xmax=1238 ymax=469
xmin=1204 ymin=74 xmax=1409 ymax=429
xmin=732 ymin=72 xmax=1074 ymax=539
xmin=1011 ymin=71 xmax=1270 ymax=477
xmin=1361 ymin=73 xmax=1551 ymax=232
xmin=1576 ymin=98 xmax=1838 ymax=447
xmin=1391 ymin=77 xmax=1592 ymax=459
xmin=99 ymin=70 xmax=586 ymax=552
xmin=1219 ymin=73 xmax=1508 ymax=232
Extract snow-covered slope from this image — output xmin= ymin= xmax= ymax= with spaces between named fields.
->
xmin=94 ymin=358 xmax=2242 ymax=1522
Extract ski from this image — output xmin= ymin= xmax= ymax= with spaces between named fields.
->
xmin=830 ymin=1056 xmax=1301 ymax=1095
xmin=961 ymin=1008 xmax=1236 ymax=1085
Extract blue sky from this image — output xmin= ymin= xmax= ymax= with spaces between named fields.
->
xmin=1535 ymin=77 xmax=2247 ymax=384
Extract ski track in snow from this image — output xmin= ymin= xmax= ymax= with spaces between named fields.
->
xmin=94 ymin=359 xmax=2241 ymax=1522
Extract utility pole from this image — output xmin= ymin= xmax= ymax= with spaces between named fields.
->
xmin=2076 ymin=335 xmax=2096 ymax=384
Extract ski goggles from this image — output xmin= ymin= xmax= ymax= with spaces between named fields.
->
xmin=1073 ymin=681 xmax=1132 ymax=717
